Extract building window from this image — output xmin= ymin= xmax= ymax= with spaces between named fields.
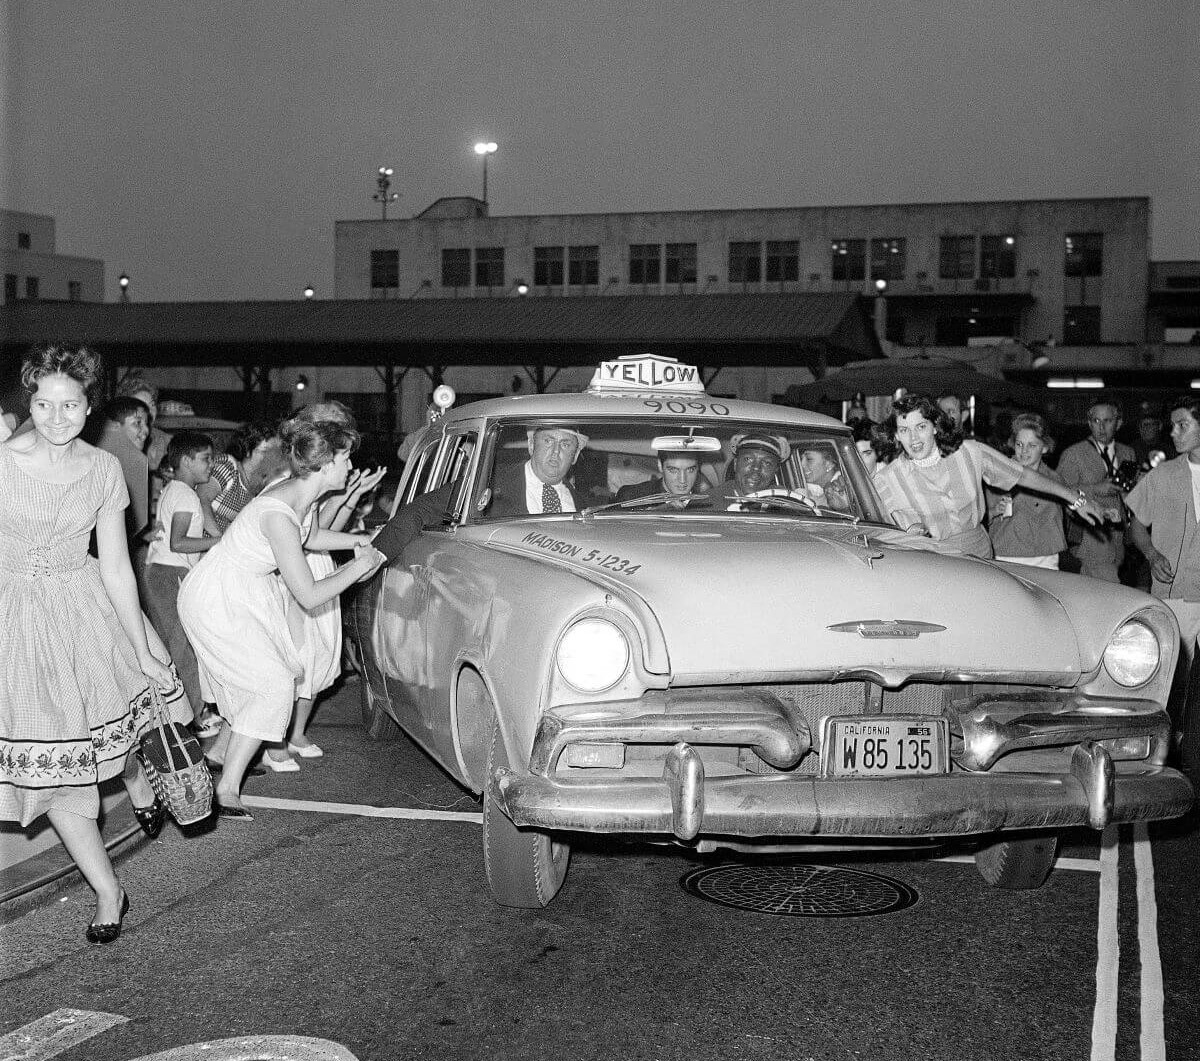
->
xmin=980 ymin=235 xmax=1017 ymax=279
xmin=765 ymin=240 xmax=799 ymax=282
xmin=4 ymin=274 xmax=16 ymax=301
xmin=729 ymin=241 xmax=763 ymax=283
xmin=369 ymin=250 xmax=399 ymax=292
xmin=534 ymin=246 xmax=564 ymax=287
xmin=938 ymin=236 xmax=975 ymax=279
xmin=441 ymin=248 xmax=471 ymax=287
xmin=629 ymin=244 xmax=661 ymax=285
xmin=1064 ymin=233 xmax=1103 ymax=277
xmin=475 ymin=247 xmax=504 ymax=288
xmin=830 ymin=239 xmax=865 ymax=282
xmin=1063 ymin=305 xmax=1101 ymax=344
xmin=68 ymin=280 xmax=82 ymax=301
xmin=665 ymin=243 xmax=697 ymax=284
xmin=568 ymin=245 xmax=599 ymax=286
xmin=24 ymin=276 xmax=38 ymax=299
xmin=16 ymin=232 xmax=30 ymax=250
xmin=869 ymin=238 xmax=906 ymax=281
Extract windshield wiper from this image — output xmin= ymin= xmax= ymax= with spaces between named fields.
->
xmin=579 ymin=492 xmax=713 ymax=517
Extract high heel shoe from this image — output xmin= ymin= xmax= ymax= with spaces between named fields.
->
xmin=86 ymin=892 xmax=130 ymax=945
xmin=132 ymin=796 xmax=167 ymax=839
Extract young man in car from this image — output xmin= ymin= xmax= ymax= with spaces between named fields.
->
xmin=616 ymin=446 xmax=704 ymax=507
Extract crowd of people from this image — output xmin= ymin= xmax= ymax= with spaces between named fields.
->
xmin=0 ymin=345 xmax=387 ymax=944
xmin=3 ymin=344 xmax=1199 ymax=948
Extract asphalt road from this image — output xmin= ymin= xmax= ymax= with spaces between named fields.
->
xmin=2 ymin=678 xmax=1198 ymax=1061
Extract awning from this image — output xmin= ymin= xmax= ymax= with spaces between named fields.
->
xmin=1 ymin=292 xmax=882 ymax=370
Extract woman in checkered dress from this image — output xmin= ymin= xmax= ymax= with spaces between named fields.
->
xmin=0 ymin=345 xmax=178 ymax=943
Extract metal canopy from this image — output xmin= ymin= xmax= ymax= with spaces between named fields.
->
xmin=0 ymin=292 xmax=882 ymax=371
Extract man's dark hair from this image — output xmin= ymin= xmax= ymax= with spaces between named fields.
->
xmin=227 ymin=420 xmax=278 ymax=462
xmin=164 ymin=431 xmax=214 ymax=472
xmin=102 ymin=396 xmax=150 ymax=424
xmin=1169 ymin=394 xmax=1200 ymax=422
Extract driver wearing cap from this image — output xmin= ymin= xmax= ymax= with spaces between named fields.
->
xmin=714 ymin=433 xmax=791 ymax=508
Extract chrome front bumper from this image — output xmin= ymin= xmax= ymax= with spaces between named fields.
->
xmin=492 ymin=690 xmax=1193 ymax=840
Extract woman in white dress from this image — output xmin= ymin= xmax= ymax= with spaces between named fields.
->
xmin=260 ymin=402 xmax=386 ymax=770
xmin=179 ymin=419 xmax=384 ymax=818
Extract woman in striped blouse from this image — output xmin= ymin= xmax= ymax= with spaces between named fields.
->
xmin=874 ymin=393 xmax=1103 ymax=559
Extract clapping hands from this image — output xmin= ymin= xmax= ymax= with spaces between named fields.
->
xmin=346 ymin=466 xmax=388 ymax=499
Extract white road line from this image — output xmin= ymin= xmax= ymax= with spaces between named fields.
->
xmin=0 ymin=1008 xmax=128 ymax=1061
xmin=1134 ymin=823 xmax=1166 ymax=1061
xmin=933 ymin=853 xmax=1101 ymax=873
xmin=1091 ymin=826 xmax=1120 ymax=1061
xmin=240 ymin=795 xmax=482 ymax=823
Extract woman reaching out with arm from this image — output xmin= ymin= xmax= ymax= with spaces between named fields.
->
xmin=178 ymin=418 xmax=384 ymax=818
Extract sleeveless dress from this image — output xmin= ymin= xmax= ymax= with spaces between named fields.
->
xmin=0 ymin=444 xmax=188 ymax=827
xmin=294 ymin=507 xmax=342 ymax=700
xmin=178 ymin=496 xmax=304 ymax=741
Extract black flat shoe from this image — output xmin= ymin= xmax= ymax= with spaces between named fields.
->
xmin=86 ymin=892 xmax=130 ymax=945
xmin=132 ymin=797 xmax=166 ymax=840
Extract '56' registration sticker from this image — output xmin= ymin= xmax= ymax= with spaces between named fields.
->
xmin=819 ymin=715 xmax=949 ymax=778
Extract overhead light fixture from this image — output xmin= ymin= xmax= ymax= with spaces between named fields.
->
xmin=1191 ymin=379 xmax=1200 ymax=390
xmin=295 ymin=374 xmax=309 ymax=392
xmin=1047 ymin=377 xmax=1104 ymax=389
xmin=1031 ymin=353 xmax=1051 ymax=369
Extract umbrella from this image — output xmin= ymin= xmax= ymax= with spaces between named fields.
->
xmin=785 ymin=354 xmax=1047 ymax=408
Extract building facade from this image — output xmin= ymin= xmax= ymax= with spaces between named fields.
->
xmin=0 ymin=210 xmax=104 ymax=305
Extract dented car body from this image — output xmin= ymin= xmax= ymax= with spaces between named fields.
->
xmin=353 ymin=356 xmax=1192 ymax=907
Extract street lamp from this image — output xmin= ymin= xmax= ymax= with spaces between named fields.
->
xmin=372 ymin=166 xmax=398 ymax=220
xmin=473 ymin=141 xmax=497 ymax=204
xmin=118 ymin=273 xmax=130 ymax=302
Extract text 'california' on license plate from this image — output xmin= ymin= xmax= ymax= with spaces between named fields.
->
xmin=819 ymin=715 xmax=950 ymax=778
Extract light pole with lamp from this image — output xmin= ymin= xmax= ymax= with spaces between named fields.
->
xmin=118 ymin=273 xmax=130 ymax=302
xmin=473 ymin=141 xmax=497 ymax=205
xmin=373 ymin=166 xmax=398 ymax=220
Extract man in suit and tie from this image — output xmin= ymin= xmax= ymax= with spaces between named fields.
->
xmin=485 ymin=426 xmax=589 ymax=517
xmin=615 ymin=447 xmax=704 ymax=507
xmin=1056 ymin=398 xmax=1136 ymax=582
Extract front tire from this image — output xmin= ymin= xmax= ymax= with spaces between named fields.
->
xmin=974 ymin=833 xmax=1058 ymax=890
xmin=483 ymin=717 xmax=571 ymax=908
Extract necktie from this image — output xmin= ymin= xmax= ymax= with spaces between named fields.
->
xmin=541 ymin=482 xmax=562 ymax=513
xmin=1097 ymin=442 xmax=1115 ymax=476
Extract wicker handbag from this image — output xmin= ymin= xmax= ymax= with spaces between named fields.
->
xmin=138 ymin=686 xmax=214 ymax=826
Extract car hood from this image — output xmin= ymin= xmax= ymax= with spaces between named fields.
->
xmin=480 ymin=517 xmax=1082 ymax=686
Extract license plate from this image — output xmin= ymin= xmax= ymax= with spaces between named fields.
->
xmin=819 ymin=715 xmax=949 ymax=778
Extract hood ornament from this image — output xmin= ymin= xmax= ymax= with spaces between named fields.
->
xmin=827 ymin=620 xmax=946 ymax=639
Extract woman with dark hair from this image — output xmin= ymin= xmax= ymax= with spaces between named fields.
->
xmin=178 ymin=418 xmax=385 ymax=818
xmin=196 ymin=419 xmax=285 ymax=534
xmin=875 ymin=393 xmax=1103 ymax=558
xmin=850 ymin=416 xmax=892 ymax=477
xmin=0 ymin=344 xmax=179 ymax=944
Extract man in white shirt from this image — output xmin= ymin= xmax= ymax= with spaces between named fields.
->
xmin=487 ymin=426 xmax=589 ymax=516
xmin=1056 ymin=398 xmax=1136 ymax=582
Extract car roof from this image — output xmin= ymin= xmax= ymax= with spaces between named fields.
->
xmin=438 ymin=391 xmax=849 ymax=431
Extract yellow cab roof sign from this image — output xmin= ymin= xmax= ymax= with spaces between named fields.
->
xmin=588 ymin=354 xmax=706 ymax=395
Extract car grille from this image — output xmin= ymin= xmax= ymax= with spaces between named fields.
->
xmin=757 ymin=681 xmax=953 ymax=775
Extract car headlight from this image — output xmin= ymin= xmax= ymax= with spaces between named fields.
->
xmin=556 ymin=618 xmax=630 ymax=694
xmin=1103 ymin=621 xmax=1160 ymax=686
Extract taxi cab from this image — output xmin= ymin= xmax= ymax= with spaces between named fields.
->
xmin=352 ymin=354 xmax=1192 ymax=908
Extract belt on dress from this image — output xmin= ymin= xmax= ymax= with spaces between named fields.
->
xmin=0 ymin=546 xmax=90 ymax=579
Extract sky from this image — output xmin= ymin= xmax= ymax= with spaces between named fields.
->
xmin=2 ymin=0 xmax=1198 ymax=303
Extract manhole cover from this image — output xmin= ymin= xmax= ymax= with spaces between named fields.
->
xmin=680 ymin=863 xmax=918 ymax=917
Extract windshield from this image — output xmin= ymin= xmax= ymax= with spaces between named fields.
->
xmin=468 ymin=418 xmax=888 ymax=524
